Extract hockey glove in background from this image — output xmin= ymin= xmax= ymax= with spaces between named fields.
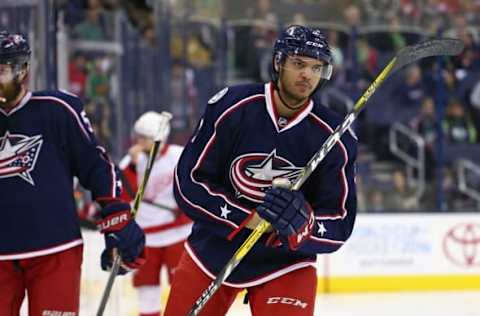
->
xmin=97 ymin=200 xmax=146 ymax=275
xmin=257 ymin=188 xmax=315 ymax=251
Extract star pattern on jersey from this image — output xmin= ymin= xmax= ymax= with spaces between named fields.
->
xmin=0 ymin=131 xmax=43 ymax=185
xmin=317 ymin=222 xmax=327 ymax=237
xmin=115 ymin=179 xmax=123 ymax=193
xmin=220 ymin=204 xmax=232 ymax=219
xmin=245 ymin=149 xmax=302 ymax=181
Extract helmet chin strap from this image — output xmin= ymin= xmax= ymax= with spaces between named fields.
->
xmin=276 ymin=88 xmax=306 ymax=110
xmin=272 ymin=58 xmax=328 ymax=112
xmin=275 ymin=75 xmax=318 ymax=112
xmin=272 ymin=66 xmax=308 ymax=111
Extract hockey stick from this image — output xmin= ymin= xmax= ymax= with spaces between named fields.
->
xmin=118 ymin=157 xmax=179 ymax=216
xmin=142 ymin=200 xmax=179 ymax=215
xmin=187 ymin=38 xmax=464 ymax=316
xmin=96 ymin=111 xmax=172 ymax=316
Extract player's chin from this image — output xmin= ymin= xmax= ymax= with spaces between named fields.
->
xmin=293 ymin=90 xmax=311 ymax=101
xmin=295 ymin=85 xmax=313 ymax=97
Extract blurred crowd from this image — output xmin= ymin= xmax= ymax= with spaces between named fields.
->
xmin=56 ymin=0 xmax=480 ymax=214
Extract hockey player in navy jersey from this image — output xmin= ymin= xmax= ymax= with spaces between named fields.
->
xmin=164 ymin=25 xmax=358 ymax=316
xmin=0 ymin=31 xmax=146 ymax=315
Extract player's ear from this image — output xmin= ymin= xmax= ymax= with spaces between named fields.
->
xmin=16 ymin=65 xmax=29 ymax=82
xmin=274 ymin=53 xmax=281 ymax=72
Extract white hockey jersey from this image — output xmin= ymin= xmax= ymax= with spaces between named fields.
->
xmin=120 ymin=144 xmax=192 ymax=247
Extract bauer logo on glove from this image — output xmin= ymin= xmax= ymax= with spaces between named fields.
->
xmin=97 ymin=211 xmax=131 ymax=233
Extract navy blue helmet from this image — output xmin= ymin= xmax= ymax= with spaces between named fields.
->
xmin=0 ymin=31 xmax=31 ymax=66
xmin=271 ymin=25 xmax=333 ymax=84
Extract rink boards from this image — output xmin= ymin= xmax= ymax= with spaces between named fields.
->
xmin=317 ymin=213 xmax=480 ymax=293
xmin=78 ymin=212 xmax=480 ymax=314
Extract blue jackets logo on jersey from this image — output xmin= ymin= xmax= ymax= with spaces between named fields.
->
xmin=0 ymin=131 xmax=43 ymax=185
xmin=229 ymin=149 xmax=302 ymax=203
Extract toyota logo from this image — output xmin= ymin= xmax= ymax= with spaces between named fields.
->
xmin=443 ymin=223 xmax=480 ymax=267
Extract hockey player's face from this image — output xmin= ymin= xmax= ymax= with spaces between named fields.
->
xmin=136 ymin=135 xmax=154 ymax=152
xmin=0 ymin=64 xmax=22 ymax=105
xmin=279 ymin=55 xmax=326 ymax=100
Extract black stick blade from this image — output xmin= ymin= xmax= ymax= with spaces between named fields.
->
xmin=391 ymin=38 xmax=465 ymax=75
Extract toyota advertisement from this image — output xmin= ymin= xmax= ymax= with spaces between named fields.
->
xmin=317 ymin=213 xmax=480 ymax=292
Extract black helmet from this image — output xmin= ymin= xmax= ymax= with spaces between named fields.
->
xmin=0 ymin=31 xmax=31 ymax=66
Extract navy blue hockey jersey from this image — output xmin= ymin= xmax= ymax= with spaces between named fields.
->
xmin=174 ymin=82 xmax=357 ymax=287
xmin=0 ymin=91 xmax=119 ymax=260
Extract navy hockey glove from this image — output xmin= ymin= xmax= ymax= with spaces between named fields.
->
xmin=97 ymin=200 xmax=146 ymax=275
xmin=257 ymin=188 xmax=315 ymax=251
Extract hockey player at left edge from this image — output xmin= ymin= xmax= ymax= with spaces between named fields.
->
xmin=0 ymin=31 xmax=146 ymax=315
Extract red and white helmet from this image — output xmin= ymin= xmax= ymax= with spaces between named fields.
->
xmin=134 ymin=111 xmax=171 ymax=141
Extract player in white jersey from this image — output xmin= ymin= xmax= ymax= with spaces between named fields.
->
xmin=119 ymin=111 xmax=192 ymax=316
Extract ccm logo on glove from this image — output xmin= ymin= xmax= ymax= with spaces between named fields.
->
xmin=257 ymin=187 xmax=315 ymax=251
xmin=290 ymin=208 xmax=315 ymax=246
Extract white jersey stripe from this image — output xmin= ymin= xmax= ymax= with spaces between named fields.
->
xmin=175 ymin=166 xmax=239 ymax=229
xmin=189 ymin=95 xmax=264 ymax=215
xmin=185 ymin=241 xmax=316 ymax=288
xmin=0 ymin=239 xmax=83 ymax=260
xmin=309 ymin=113 xmax=349 ymax=220
xmin=30 ymin=96 xmax=91 ymax=141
